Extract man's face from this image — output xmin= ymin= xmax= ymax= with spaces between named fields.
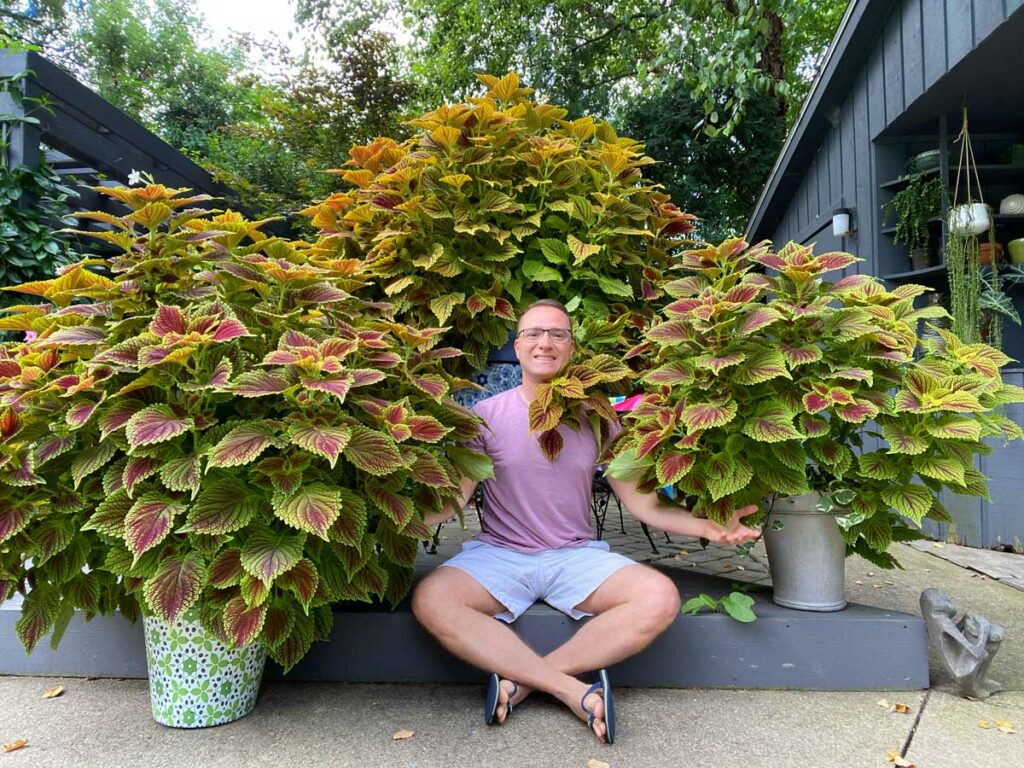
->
xmin=514 ymin=305 xmax=574 ymax=383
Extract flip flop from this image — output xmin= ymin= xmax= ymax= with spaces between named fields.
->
xmin=580 ymin=668 xmax=616 ymax=744
xmin=484 ymin=673 xmax=519 ymax=725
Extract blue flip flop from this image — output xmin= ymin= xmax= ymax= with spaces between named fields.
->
xmin=580 ymin=668 xmax=616 ymax=744
xmin=484 ymin=673 xmax=519 ymax=725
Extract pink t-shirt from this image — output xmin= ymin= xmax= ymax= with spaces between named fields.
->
xmin=466 ymin=387 xmax=614 ymax=553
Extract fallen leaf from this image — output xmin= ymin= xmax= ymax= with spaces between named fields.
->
xmin=41 ymin=685 xmax=64 ymax=699
xmin=723 ymin=564 xmax=733 ymax=570
xmin=736 ymin=565 xmax=745 ymax=571
xmin=678 ymin=549 xmax=688 ymax=556
xmin=872 ymin=583 xmax=882 ymax=589
xmin=587 ymin=760 xmax=610 ymax=768
xmin=392 ymin=729 xmax=415 ymax=740
xmin=932 ymin=542 xmax=944 ymax=548
xmin=877 ymin=699 xmax=890 ymax=709
xmin=893 ymin=703 xmax=911 ymax=714
xmin=994 ymin=719 xmax=1016 ymax=734
xmin=867 ymin=571 xmax=876 ymax=576
xmin=2 ymin=740 xmax=27 ymax=753
xmin=855 ymin=580 xmax=863 ymax=585
xmin=978 ymin=720 xmax=991 ymax=729
xmin=884 ymin=751 xmax=916 ymax=767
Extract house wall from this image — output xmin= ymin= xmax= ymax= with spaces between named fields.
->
xmin=766 ymin=0 xmax=1024 ymax=548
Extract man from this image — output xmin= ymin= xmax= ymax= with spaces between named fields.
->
xmin=412 ymin=299 xmax=760 ymax=744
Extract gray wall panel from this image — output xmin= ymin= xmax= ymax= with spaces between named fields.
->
xmin=902 ymin=0 xmax=925 ymax=104
xmin=867 ymin=40 xmax=887 ymax=139
xmin=974 ymin=0 xmax=1006 ymax=43
xmin=922 ymin=0 xmax=948 ymax=87
xmin=883 ymin=10 xmax=905 ymax=125
xmin=1008 ymin=0 xmax=1024 ymax=14
xmin=945 ymin=0 xmax=975 ymax=68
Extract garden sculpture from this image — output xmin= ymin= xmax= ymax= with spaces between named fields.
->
xmin=920 ymin=588 xmax=1005 ymax=699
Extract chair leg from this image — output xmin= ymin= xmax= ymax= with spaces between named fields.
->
xmin=640 ymin=522 xmax=660 ymax=554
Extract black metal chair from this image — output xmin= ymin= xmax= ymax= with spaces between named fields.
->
xmin=590 ymin=474 xmax=668 ymax=554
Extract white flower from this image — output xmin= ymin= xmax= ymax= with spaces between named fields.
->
xmin=127 ymin=169 xmax=143 ymax=186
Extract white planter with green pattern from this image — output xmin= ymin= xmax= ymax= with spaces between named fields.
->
xmin=143 ymin=608 xmax=266 ymax=728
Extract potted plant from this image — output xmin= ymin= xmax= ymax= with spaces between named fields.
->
xmin=606 ymin=238 xmax=1024 ymax=610
xmin=0 ymin=183 xmax=490 ymax=726
xmin=301 ymin=72 xmax=696 ymax=377
xmin=881 ymin=173 xmax=945 ymax=270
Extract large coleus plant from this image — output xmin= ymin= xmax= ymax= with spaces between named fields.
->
xmin=607 ymin=238 xmax=1024 ymax=568
xmin=302 ymin=72 xmax=696 ymax=372
xmin=0 ymin=184 xmax=489 ymax=669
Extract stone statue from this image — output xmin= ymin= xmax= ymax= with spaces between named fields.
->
xmin=920 ymin=588 xmax=1004 ymax=699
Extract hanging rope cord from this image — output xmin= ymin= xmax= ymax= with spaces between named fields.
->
xmin=952 ymin=107 xmax=984 ymax=207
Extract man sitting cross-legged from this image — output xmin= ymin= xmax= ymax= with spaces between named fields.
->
xmin=412 ymin=299 xmax=760 ymax=744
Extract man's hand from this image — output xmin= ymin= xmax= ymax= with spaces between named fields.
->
xmin=703 ymin=504 xmax=761 ymax=546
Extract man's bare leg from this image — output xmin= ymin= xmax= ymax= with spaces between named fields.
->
xmin=497 ymin=564 xmax=680 ymax=708
xmin=411 ymin=566 xmax=610 ymax=741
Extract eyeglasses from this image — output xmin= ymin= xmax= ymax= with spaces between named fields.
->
xmin=516 ymin=327 xmax=572 ymax=343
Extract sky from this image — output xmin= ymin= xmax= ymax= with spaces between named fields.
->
xmin=193 ymin=0 xmax=301 ymax=48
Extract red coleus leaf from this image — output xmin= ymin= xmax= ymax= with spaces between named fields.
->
xmin=407 ymin=415 xmax=450 ymax=443
xmin=739 ymin=306 xmax=784 ymax=335
xmin=351 ymin=369 xmax=388 ymax=387
xmin=125 ymin=404 xmax=193 ymax=448
xmin=183 ymin=479 xmax=261 ymax=534
xmin=98 ymin=399 xmax=147 ymax=440
xmin=208 ymin=548 xmax=245 ymax=589
xmin=159 ymin=454 xmax=202 ymax=497
xmin=636 ymin=430 xmax=667 ymax=459
xmin=255 ymin=456 xmax=303 ymax=496
xmin=232 ymin=370 xmax=292 ymax=397
xmin=695 ymin=353 xmax=745 ymax=375
xmin=287 ymin=423 xmax=351 ymax=468
xmin=800 ymin=414 xmax=829 ymax=437
xmin=124 ymin=492 xmax=186 ymax=559
xmin=0 ymin=502 xmax=30 ymax=544
xmin=277 ymin=559 xmax=319 ymax=610
xmin=122 ymin=456 xmax=161 ymax=498
xmin=240 ymin=528 xmax=303 ymax=586
xmin=39 ymin=325 xmax=106 ymax=346
xmin=208 ymin=421 xmax=277 ymax=468
xmin=35 ymin=435 xmax=75 ymax=465
xmin=272 ymin=483 xmax=340 ymax=539
xmin=655 ymin=452 xmax=695 ymax=486
xmin=835 ymin=400 xmax=879 ymax=423
xmin=538 ymin=428 xmax=564 ymax=461
xmin=646 ymin=319 xmax=692 ymax=344
xmin=66 ymin=400 xmax=101 ymax=429
xmin=406 ymin=451 xmax=452 ymax=487
xmin=143 ymin=553 xmax=207 ymax=625
xmin=280 ymin=330 xmax=317 ymax=349
xmin=816 ymin=251 xmax=859 ymax=272
xmin=211 ymin=317 xmax=251 ymax=342
xmin=300 ymin=374 xmax=353 ymax=401
xmin=780 ymin=345 xmax=823 ymax=367
xmin=150 ymin=305 xmax=187 ymax=337
xmin=343 ymin=426 xmax=404 ymax=475
xmin=743 ymin=406 xmax=803 ymax=443
xmin=680 ymin=401 xmax=738 ymax=431
xmin=802 ymin=391 xmax=830 ymax=414
xmin=413 ymin=375 xmax=448 ymax=399
xmin=261 ymin=600 xmax=295 ymax=648
xmin=223 ymin=596 xmax=266 ymax=647
xmin=367 ymin=484 xmax=415 ymax=529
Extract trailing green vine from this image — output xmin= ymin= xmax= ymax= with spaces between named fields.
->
xmin=0 ymin=56 xmax=81 ymax=307
xmin=946 ymin=227 xmax=981 ymax=343
xmin=880 ymin=174 xmax=944 ymax=253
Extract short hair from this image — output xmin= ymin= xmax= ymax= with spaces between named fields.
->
xmin=517 ymin=298 xmax=573 ymax=329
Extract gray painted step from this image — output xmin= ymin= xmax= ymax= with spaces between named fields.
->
xmin=0 ymin=566 xmax=928 ymax=690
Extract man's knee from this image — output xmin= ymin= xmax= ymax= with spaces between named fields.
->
xmin=636 ymin=572 xmax=682 ymax=633
xmin=411 ymin=572 xmax=448 ymax=629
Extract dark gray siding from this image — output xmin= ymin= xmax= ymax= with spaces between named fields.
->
xmin=763 ymin=0 xmax=1024 ymax=548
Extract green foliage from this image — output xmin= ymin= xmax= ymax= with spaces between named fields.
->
xmin=881 ymin=175 xmax=945 ymax=252
xmin=303 ymin=73 xmax=697 ymax=371
xmin=0 ymin=183 xmax=489 ymax=668
xmin=608 ymin=238 xmax=1024 ymax=565
xmin=680 ymin=591 xmax=756 ymax=622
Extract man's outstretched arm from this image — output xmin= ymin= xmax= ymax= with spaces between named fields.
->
xmin=605 ymin=477 xmax=760 ymax=546
xmin=422 ymin=475 xmax=480 ymax=527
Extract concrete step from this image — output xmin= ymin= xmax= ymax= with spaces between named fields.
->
xmin=0 ymin=565 xmax=928 ymax=690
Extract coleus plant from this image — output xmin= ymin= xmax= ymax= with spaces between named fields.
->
xmin=607 ymin=238 xmax=1024 ymax=568
xmin=302 ymin=71 xmax=696 ymax=373
xmin=0 ymin=183 xmax=490 ymax=670
xmin=526 ymin=354 xmax=631 ymax=460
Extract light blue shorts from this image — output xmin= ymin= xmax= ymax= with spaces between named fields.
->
xmin=439 ymin=539 xmax=636 ymax=623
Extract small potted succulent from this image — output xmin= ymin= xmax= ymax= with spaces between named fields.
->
xmin=607 ymin=238 xmax=1024 ymax=610
xmin=0 ymin=183 xmax=488 ymax=726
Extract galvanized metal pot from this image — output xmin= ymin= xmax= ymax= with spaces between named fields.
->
xmin=763 ymin=493 xmax=848 ymax=612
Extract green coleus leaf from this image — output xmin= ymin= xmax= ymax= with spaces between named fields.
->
xmin=912 ymin=455 xmax=966 ymax=486
xmin=596 ymin=275 xmax=632 ymax=298
xmin=182 ymin=479 xmax=261 ymax=535
xmin=759 ymin=464 xmax=811 ymax=496
xmin=706 ymin=454 xmax=754 ymax=501
xmin=742 ymin=405 xmax=802 ymax=443
xmin=446 ymin=445 xmax=494 ymax=482
xmin=522 ymin=259 xmax=562 ymax=282
xmin=125 ymin=404 xmax=193 ymax=449
xmin=272 ymin=483 xmax=341 ymax=539
xmin=240 ymin=527 xmax=304 ymax=586
xmin=925 ymin=415 xmax=981 ymax=441
xmin=857 ymin=452 xmax=900 ymax=481
xmin=680 ymin=400 xmax=737 ymax=431
xmin=142 ymin=552 xmax=207 ymax=625
xmin=15 ymin=586 xmax=59 ymax=653
xmin=327 ymin=489 xmax=367 ymax=546
xmin=70 ymin=439 xmax=116 ymax=489
xmin=366 ymin=482 xmax=415 ymax=529
xmin=429 ymin=292 xmax=465 ymax=325
xmin=208 ymin=421 xmax=278 ymax=468
xmin=261 ymin=597 xmax=296 ymax=649
xmin=605 ymin=447 xmax=654 ymax=484
xmin=268 ymin=610 xmax=314 ymax=672
xmin=240 ymin=574 xmax=270 ymax=608
xmin=881 ymin=484 xmax=934 ymax=524
xmin=0 ymin=501 xmax=31 ymax=544
xmin=773 ymin=441 xmax=807 ymax=471
xmin=733 ymin=348 xmax=791 ymax=385
xmin=124 ymin=492 xmax=186 ymax=560
xmin=880 ymin=422 xmax=930 ymax=455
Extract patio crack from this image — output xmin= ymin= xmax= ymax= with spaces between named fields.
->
xmin=900 ymin=689 xmax=932 ymax=758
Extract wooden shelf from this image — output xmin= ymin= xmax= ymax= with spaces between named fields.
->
xmin=879 ymin=167 xmax=941 ymax=190
xmin=881 ymin=216 xmax=941 ymax=236
xmin=881 ymin=264 xmax=947 ymax=281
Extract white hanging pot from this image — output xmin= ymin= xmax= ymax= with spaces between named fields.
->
xmin=948 ymin=203 xmax=990 ymax=236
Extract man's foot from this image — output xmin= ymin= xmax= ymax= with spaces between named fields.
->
xmin=494 ymin=678 xmax=529 ymax=724
xmin=574 ymin=685 xmax=607 ymax=742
